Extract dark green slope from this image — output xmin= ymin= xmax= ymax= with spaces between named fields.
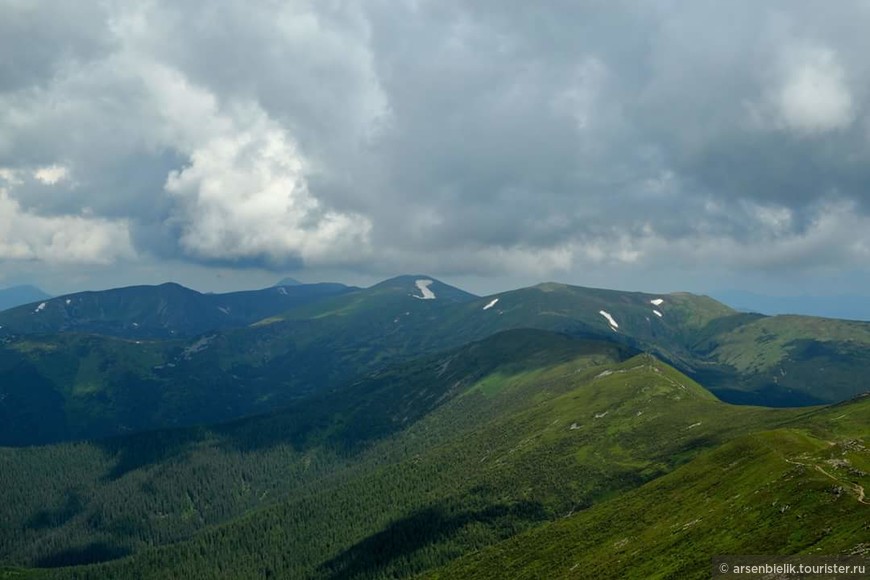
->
xmin=430 ymin=395 xmax=870 ymax=580
xmin=0 ymin=332 xmax=811 ymax=579
xmin=0 ymin=282 xmax=352 ymax=339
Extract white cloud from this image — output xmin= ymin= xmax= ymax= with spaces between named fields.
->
xmin=33 ymin=164 xmax=69 ymax=184
xmin=774 ymin=45 xmax=855 ymax=134
xmin=164 ymin=101 xmax=372 ymax=265
xmin=0 ymin=187 xmax=134 ymax=264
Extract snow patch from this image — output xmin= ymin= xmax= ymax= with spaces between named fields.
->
xmin=65 ymin=299 xmax=71 ymax=305
xmin=653 ymin=309 xmax=663 ymax=318
xmin=650 ymin=298 xmax=664 ymax=306
xmin=34 ymin=302 xmax=46 ymax=313
xmin=595 ymin=370 xmax=614 ymax=379
xmin=482 ymin=298 xmax=499 ymax=310
xmin=599 ymin=310 xmax=618 ymax=330
xmin=412 ymin=279 xmax=436 ymax=300
xmin=217 ymin=306 xmax=230 ymax=315
xmin=594 ymin=411 xmax=609 ymax=419
xmin=277 ymin=287 xmax=288 ymax=295
xmin=687 ymin=422 xmax=702 ymax=429
xmin=569 ymin=422 xmax=580 ymax=430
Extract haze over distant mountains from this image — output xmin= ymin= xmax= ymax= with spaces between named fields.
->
xmin=715 ymin=290 xmax=870 ymax=322
xmin=0 ymin=285 xmax=52 ymax=312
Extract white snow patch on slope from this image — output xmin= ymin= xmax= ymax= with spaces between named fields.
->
xmin=217 ymin=306 xmax=230 ymax=315
xmin=277 ymin=287 xmax=288 ymax=296
xmin=653 ymin=309 xmax=663 ymax=318
xmin=650 ymin=298 xmax=664 ymax=306
xmin=599 ymin=310 xmax=618 ymax=330
xmin=483 ymin=298 xmax=499 ymax=310
xmin=412 ymin=279 xmax=436 ymax=299
xmin=34 ymin=302 xmax=46 ymax=313
xmin=65 ymin=299 xmax=71 ymax=305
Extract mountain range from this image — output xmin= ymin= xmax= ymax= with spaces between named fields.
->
xmin=0 ymin=276 xmax=867 ymax=578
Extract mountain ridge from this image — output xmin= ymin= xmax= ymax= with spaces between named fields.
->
xmin=2 ymin=275 xmax=870 ymax=447
xmin=0 ymin=281 xmax=353 ymax=338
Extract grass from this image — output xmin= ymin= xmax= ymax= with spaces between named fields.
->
xmin=427 ymin=397 xmax=870 ymax=579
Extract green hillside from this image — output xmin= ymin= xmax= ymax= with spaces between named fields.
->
xmin=431 ymin=395 xmax=870 ymax=579
xmin=691 ymin=314 xmax=870 ymax=406
xmin=0 ymin=330 xmax=820 ymax=579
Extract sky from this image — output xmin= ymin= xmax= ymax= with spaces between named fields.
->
xmin=2 ymin=0 xmax=870 ymax=299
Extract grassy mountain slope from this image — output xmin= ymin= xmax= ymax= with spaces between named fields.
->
xmin=0 ymin=282 xmax=352 ymax=339
xmin=691 ymin=314 xmax=870 ymax=406
xmin=431 ymin=395 xmax=870 ymax=579
xmin=0 ymin=331 xmax=813 ymax=579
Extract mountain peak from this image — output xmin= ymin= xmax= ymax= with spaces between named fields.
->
xmin=274 ymin=277 xmax=302 ymax=287
xmin=370 ymin=275 xmax=478 ymax=302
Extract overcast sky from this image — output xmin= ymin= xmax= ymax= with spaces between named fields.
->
xmin=2 ymin=0 xmax=870 ymax=297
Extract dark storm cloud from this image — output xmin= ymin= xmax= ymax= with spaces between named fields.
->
xmin=2 ymin=0 xmax=870 ymax=283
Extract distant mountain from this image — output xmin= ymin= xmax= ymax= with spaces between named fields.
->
xmin=0 ymin=284 xmax=51 ymax=312
xmin=0 ymin=281 xmax=353 ymax=338
xmin=715 ymin=289 xmax=870 ymax=321
xmin=273 ymin=277 xmax=302 ymax=287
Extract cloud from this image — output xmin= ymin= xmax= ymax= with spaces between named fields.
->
xmin=33 ymin=164 xmax=70 ymax=185
xmin=163 ymin=101 xmax=372 ymax=265
xmin=770 ymin=45 xmax=855 ymax=134
xmin=0 ymin=177 xmax=134 ymax=264
xmin=2 ymin=0 xmax=870 ymax=292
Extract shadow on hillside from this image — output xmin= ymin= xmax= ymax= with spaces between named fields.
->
xmin=93 ymin=330 xmax=636 ymax=479
xmin=25 ymin=489 xmax=85 ymax=531
xmin=319 ymin=498 xmax=549 ymax=579
xmin=95 ymin=427 xmax=208 ymax=481
xmin=33 ymin=542 xmax=130 ymax=568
